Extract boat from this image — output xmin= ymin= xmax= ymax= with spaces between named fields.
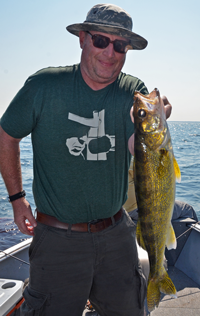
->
xmin=0 ymin=210 xmax=200 ymax=316
xmin=0 ymin=239 xmax=30 ymax=316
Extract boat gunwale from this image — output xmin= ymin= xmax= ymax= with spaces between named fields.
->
xmin=0 ymin=238 xmax=32 ymax=261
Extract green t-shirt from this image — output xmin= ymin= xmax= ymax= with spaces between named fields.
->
xmin=0 ymin=64 xmax=148 ymax=223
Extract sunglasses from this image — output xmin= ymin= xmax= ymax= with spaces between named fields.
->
xmin=86 ymin=31 xmax=130 ymax=54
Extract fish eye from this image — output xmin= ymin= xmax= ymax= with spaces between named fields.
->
xmin=138 ymin=109 xmax=146 ymax=118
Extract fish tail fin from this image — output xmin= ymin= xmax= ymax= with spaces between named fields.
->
xmin=166 ymin=223 xmax=177 ymax=250
xmin=147 ymin=270 xmax=177 ymax=312
xmin=173 ymin=156 xmax=181 ymax=183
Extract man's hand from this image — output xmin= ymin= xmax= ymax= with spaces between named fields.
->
xmin=130 ymin=106 xmax=134 ymax=124
xmin=161 ymin=95 xmax=172 ymax=119
xmin=12 ymin=198 xmax=37 ymax=235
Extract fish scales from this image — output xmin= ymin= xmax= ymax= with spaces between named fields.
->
xmin=133 ymin=88 xmax=181 ymax=312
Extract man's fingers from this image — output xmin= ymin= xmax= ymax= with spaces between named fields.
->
xmin=130 ymin=106 xmax=134 ymax=123
xmin=25 ymin=219 xmax=36 ymax=235
xmin=161 ymin=95 xmax=169 ymax=106
xmin=26 ymin=210 xmax=37 ymax=228
xmin=161 ymin=95 xmax=172 ymax=119
xmin=18 ymin=220 xmax=34 ymax=235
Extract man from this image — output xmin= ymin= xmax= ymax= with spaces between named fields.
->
xmin=0 ymin=4 xmax=171 ymax=316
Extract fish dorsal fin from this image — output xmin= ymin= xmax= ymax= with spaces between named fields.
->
xmin=173 ymin=156 xmax=181 ymax=183
xmin=166 ymin=223 xmax=177 ymax=250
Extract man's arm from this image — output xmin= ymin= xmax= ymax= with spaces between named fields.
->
xmin=0 ymin=126 xmax=37 ymax=235
xmin=128 ymin=96 xmax=172 ymax=155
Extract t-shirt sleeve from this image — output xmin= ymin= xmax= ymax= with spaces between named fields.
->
xmin=0 ymin=75 xmax=43 ymax=138
xmin=135 ymin=79 xmax=149 ymax=95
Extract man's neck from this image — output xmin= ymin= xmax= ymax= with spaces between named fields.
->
xmin=80 ymin=63 xmax=117 ymax=91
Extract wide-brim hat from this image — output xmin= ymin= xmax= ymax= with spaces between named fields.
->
xmin=66 ymin=4 xmax=148 ymax=50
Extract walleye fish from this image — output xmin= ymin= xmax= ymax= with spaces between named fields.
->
xmin=133 ymin=88 xmax=181 ymax=312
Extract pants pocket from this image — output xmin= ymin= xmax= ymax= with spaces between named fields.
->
xmin=29 ymin=224 xmax=49 ymax=261
xmin=135 ymin=263 xmax=147 ymax=309
xmin=20 ymin=286 xmax=50 ymax=315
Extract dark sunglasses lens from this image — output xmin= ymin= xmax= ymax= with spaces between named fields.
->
xmin=92 ymin=34 xmax=110 ymax=49
xmin=91 ymin=33 xmax=128 ymax=53
xmin=113 ymin=40 xmax=127 ymax=53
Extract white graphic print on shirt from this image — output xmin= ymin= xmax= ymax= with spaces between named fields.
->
xmin=66 ymin=110 xmax=115 ymax=160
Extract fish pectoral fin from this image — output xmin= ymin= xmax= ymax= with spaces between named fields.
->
xmin=173 ymin=156 xmax=181 ymax=183
xmin=166 ymin=223 xmax=177 ymax=250
xmin=136 ymin=221 xmax=146 ymax=250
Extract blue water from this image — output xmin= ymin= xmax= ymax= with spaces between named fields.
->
xmin=0 ymin=122 xmax=199 ymax=250
xmin=169 ymin=122 xmax=200 ymax=213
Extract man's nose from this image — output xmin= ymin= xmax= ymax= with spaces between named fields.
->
xmin=103 ymin=42 xmax=115 ymax=57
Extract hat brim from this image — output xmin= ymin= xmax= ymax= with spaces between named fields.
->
xmin=66 ymin=22 xmax=148 ymax=50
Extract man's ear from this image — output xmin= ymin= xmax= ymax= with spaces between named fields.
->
xmin=79 ymin=31 xmax=86 ymax=49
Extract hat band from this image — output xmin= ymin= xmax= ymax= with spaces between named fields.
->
xmin=83 ymin=20 xmax=131 ymax=31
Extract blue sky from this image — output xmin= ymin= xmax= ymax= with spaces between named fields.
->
xmin=0 ymin=0 xmax=199 ymax=121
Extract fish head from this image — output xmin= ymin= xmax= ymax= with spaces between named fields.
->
xmin=133 ymin=88 xmax=167 ymax=149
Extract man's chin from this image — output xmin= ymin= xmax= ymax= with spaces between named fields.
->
xmin=95 ymin=71 xmax=118 ymax=84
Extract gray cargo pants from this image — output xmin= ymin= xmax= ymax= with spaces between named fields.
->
xmin=20 ymin=210 xmax=146 ymax=316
